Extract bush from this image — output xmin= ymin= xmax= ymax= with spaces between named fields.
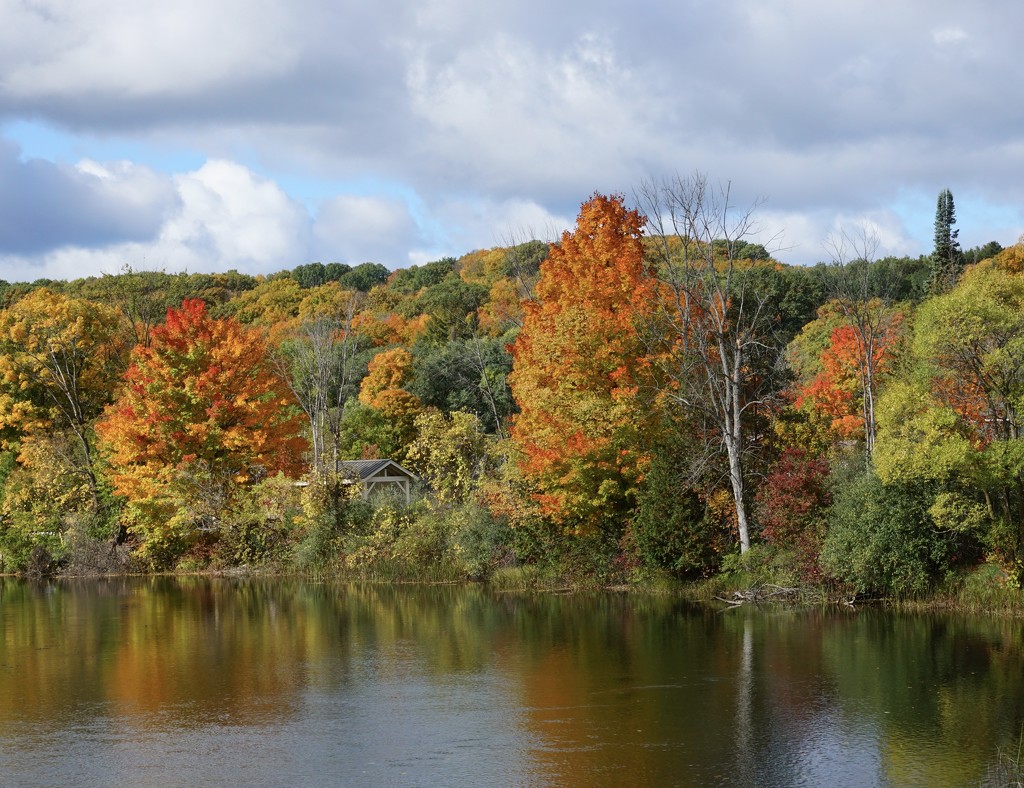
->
xmin=820 ymin=468 xmax=952 ymax=597
xmin=61 ymin=512 xmax=137 ymax=575
xmin=754 ymin=448 xmax=831 ymax=583
xmin=629 ymin=450 xmax=731 ymax=579
xmin=340 ymin=494 xmax=462 ymax=580
xmin=293 ymin=470 xmax=370 ymax=570
xmin=449 ymin=501 xmax=515 ymax=579
xmin=953 ymin=559 xmax=1024 ymax=611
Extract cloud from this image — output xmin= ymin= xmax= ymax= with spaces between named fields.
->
xmin=312 ymin=195 xmax=420 ymax=266
xmin=0 ymin=0 xmax=300 ymax=100
xmin=0 ymin=138 xmax=177 ymax=254
xmin=0 ymin=159 xmax=311 ymax=281
xmin=1 ymin=1 xmax=1024 ymax=278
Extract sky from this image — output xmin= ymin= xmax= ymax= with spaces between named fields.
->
xmin=2 ymin=0 xmax=1023 ymax=283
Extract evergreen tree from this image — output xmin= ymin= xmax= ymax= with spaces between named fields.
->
xmin=928 ymin=188 xmax=963 ymax=294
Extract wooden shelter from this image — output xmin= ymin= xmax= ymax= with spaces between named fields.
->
xmin=338 ymin=459 xmax=417 ymax=503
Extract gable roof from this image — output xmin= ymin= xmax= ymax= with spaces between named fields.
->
xmin=338 ymin=459 xmax=416 ymax=480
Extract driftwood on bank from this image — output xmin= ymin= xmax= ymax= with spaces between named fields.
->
xmin=715 ymin=584 xmax=855 ymax=607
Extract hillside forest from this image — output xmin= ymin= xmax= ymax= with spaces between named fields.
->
xmin=1 ymin=176 xmax=1022 ymax=599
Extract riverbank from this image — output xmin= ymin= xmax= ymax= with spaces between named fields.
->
xmin=17 ymin=558 xmax=1023 ymax=618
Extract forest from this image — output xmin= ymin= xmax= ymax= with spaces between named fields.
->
xmin=1 ymin=175 xmax=1022 ymax=603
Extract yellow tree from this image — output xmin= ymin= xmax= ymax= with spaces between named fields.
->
xmin=97 ymin=299 xmax=306 ymax=563
xmin=0 ymin=288 xmax=125 ymax=502
xmin=356 ymin=347 xmax=423 ymax=457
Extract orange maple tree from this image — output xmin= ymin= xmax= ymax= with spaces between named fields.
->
xmin=97 ymin=299 xmax=307 ymax=558
xmin=507 ymin=193 xmax=656 ymax=529
xmin=795 ymin=309 xmax=903 ymax=442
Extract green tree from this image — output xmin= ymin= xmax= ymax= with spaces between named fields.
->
xmin=874 ymin=261 xmax=1024 ymax=569
xmin=408 ymin=337 xmax=514 ymax=437
xmin=339 ymin=263 xmax=389 ymax=292
xmin=821 ymin=468 xmax=951 ymax=597
xmin=928 ymin=188 xmax=964 ymax=294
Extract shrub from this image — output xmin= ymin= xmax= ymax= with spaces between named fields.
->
xmin=629 ymin=451 xmax=731 ymax=579
xmin=754 ymin=448 xmax=831 ymax=583
xmin=820 ymin=468 xmax=952 ymax=596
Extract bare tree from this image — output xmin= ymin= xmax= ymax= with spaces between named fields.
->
xmin=275 ymin=292 xmax=364 ymax=472
xmin=495 ymin=227 xmax=559 ymax=314
xmin=638 ymin=173 xmax=782 ymax=553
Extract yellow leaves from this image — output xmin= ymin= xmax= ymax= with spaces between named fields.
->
xmin=359 ymin=348 xmax=416 ymax=410
xmin=406 ymin=410 xmax=490 ymax=505
xmin=992 ymin=242 xmax=1024 ymax=275
xmin=1 ymin=434 xmax=94 ymax=526
xmin=0 ymin=288 xmax=125 ymax=439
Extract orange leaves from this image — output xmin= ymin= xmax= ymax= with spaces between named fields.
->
xmin=97 ymin=299 xmax=307 ymax=513
xmin=359 ymin=348 xmax=416 ymax=410
xmin=508 ymin=193 xmax=655 ymax=529
xmin=792 ymin=304 xmax=903 ymax=441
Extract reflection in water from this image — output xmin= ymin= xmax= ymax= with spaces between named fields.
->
xmin=0 ymin=579 xmax=1022 ymax=786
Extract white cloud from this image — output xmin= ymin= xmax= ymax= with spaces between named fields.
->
xmin=932 ymin=27 xmax=968 ymax=45
xmin=313 ymin=195 xmax=419 ymax=265
xmin=0 ymin=159 xmax=311 ymax=281
xmin=0 ymin=0 xmax=300 ymax=99
xmin=164 ymin=160 xmax=310 ymax=272
xmin=2 ymin=0 xmax=1024 ymax=277
xmin=0 ymin=139 xmax=178 ymax=255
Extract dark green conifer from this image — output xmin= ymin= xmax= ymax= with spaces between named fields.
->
xmin=927 ymin=188 xmax=963 ymax=294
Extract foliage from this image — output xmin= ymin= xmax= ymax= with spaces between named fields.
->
xmin=340 ymin=496 xmax=461 ymax=580
xmin=388 ymin=258 xmax=457 ymax=295
xmin=753 ymin=448 xmax=831 ymax=582
xmin=820 ymin=467 xmax=953 ymax=597
xmin=275 ymin=292 xmax=369 ymax=470
xmin=0 ymin=289 xmax=126 ymax=497
xmin=508 ymin=193 xmax=654 ymax=531
xmin=213 ymin=472 xmax=304 ymax=567
xmin=0 ymin=188 xmax=1020 ymax=587
xmin=928 ymin=188 xmax=963 ymax=294
xmin=357 ymin=347 xmax=422 ymax=457
xmin=792 ymin=301 xmax=904 ymax=442
xmin=408 ymin=336 xmax=514 ymax=435
xmin=406 ymin=410 xmax=492 ymax=506
xmin=97 ymin=299 xmax=306 ymax=565
xmin=628 ymin=443 xmax=731 ymax=580
xmin=448 ymin=500 xmax=515 ymax=580
xmin=415 ymin=276 xmax=489 ymax=345
xmin=294 ymin=468 xmax=371 ymax=569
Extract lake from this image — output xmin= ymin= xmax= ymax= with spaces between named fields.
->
xmin=0 ymin=577 xmax=1021 ymax=786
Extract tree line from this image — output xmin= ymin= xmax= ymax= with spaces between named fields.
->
xmin=0 ymin=181 xmax=1019 ymax=599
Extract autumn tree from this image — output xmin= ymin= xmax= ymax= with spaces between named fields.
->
xmin=638 ymin=174 xmax=782 ymax=553
xmin=789 ymin=299 xmax=904 ymax=444
xmin=823 ymin=229 xmax=906 ymax=456
xmin=275 ymin=286 xmax=368 ymax=471
xmin=406 ymin=410 xmax=492 ymax=506
xmin=355 ymin=347 xmax=423 ymax=459
xmin=0 ymin=289 xmax=125 ymax=503
xmin=96 ymin=299 xmax=306 ymax=563
xmin=508 ymin=193 xmax=655 ymax=531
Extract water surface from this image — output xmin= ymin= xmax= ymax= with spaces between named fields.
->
xmin=0 ymin=578 xmax=1020 ymax=786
